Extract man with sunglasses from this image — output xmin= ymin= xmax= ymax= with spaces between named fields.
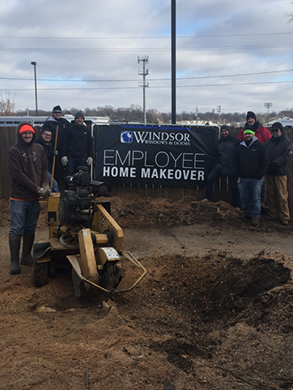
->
xmin=264 ymin=122 xmax=292 ymax=225
xmin=42 ymin=105 xmax=70 ymax=184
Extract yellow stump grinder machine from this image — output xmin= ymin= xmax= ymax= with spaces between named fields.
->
xmin=33 ymin=166 xmax=146 ymax=298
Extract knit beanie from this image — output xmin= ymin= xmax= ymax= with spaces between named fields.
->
xmin=271 ymin=122 xmax=283 ymax=132
xmin=52 ymin=105 xmax=62 ymax=113
xmin=246 ymin=111 xmax=256 ymax=121
xmin=220 ymin=125 xmax=229 ymax=132
xmin=75 ymin=111 xmax=85 ymax=120
xmin=243 ymin=125 xmax=255 ymax=135
xmin=19 ymin=123 xmax=35 ymax=134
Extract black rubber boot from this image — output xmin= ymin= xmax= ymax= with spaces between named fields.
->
xmin=20 ymin=231 xmax=35 ymax=266
xmin=9 ymin=235 xmax=21 ymax=275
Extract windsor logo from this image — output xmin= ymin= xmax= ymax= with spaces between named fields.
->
xmin=120 ymin=131 xmax=133 ymax=143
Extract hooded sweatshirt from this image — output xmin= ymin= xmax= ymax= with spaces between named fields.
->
xmin=8 ymin=122 xmax=48 ymax=200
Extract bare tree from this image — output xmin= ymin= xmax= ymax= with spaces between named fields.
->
xmin=0 ymin=93 xmax=15 ymax=115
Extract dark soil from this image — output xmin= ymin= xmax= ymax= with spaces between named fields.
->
xmin=0 ymin=194 xmax=293 ymax=390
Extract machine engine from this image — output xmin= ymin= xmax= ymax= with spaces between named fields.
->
xmin=58 ymin=166 xmax=110 ymax=228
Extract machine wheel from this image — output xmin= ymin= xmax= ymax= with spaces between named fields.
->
xmin=99 ymin=262 xmax=122 ymax=291
xmin=33 ymin=262 xmax=49 ymax=287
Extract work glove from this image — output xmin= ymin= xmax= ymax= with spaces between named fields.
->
xmin=43 ymin=183 xmax=52 ymax=196
xmin=37 ymin=187 xmax=46 ymax=196
xmin=86 ymin=157 xmax=93 ymax=166
xmin=61 ymin=156 xmax=68 ymax=166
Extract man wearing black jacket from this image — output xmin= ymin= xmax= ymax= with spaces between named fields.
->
xmin=202 ymin=125 xmax=240 ymax=208
xmin=265 ymin=122 xmax=292 ymax=225
xmin=236 ymin=126 xmax=269 ymax=226
xmin=42 ymin=105 xmax=70 ymax=183
xmin=61 ymin=111 xmax=93 ymax=176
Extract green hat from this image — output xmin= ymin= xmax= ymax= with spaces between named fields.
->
xmin=243 ymin=126 xmax=255 ymax=135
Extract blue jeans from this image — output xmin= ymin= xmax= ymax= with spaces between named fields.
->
xmin=205 ymin=168 xmax=240 ymax=207
xmin=66 ymin=157 xmax=87 ymax=176
xmin=9 ymin=199 xmax=40 ymax=236
xmin=238 ymin=177 xmax=264 ymax=218
xmin=48 ymin=172 xmax=59 ymax=192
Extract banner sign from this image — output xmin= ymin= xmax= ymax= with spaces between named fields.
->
xmin=95 ymin=124 xmax=219 ymax=187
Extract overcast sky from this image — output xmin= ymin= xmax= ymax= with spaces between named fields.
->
xmin=1 ymin=0 xmax=293 ymax=115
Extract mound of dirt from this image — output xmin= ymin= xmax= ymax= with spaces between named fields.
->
xmin=1 ymin=194 xmax=292 ymax=233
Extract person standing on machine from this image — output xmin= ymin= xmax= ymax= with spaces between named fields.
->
xmin=61 ymin=111 xmax=93 ymax=176
xmin=42 ymin=105 xmax=70 ymax=184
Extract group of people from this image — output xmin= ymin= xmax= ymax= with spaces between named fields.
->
xmin=7 ymin=107 xmax=293 ymax=275
xmin=8 ymin=105 xmax=94 ymax=275
xmin=202 ymin=111 xmax=293 ymax=227
xmin=37 ymin=105 xmax=94 ymax=187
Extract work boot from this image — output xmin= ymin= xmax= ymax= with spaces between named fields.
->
xmin=20 ymin=231 xmax=35 ymax=266
xmin=280 ymin=220 xmax=289 ymax=226
xmin=9 ymin=235 xmax=21 ymax=275
xmin=251 ymin=217 xmax=259 ymax=227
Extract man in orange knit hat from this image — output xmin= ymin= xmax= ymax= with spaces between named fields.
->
xmin=8 ymin=122 xmax=50 ymax=275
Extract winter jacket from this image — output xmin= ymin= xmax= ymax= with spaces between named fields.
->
xmin=236 ymin=136 xmax=269 ymax=179
xmin=215 ymin=134 xmax=240 ymax=175
xmin=9 ymin=122 xmax=48 ymax=200
xmin=265 ymin=134 xmax=292 ymax=176
xmin=42 ymin=116 xmax=70 ymax=150
xmin=35 ymin=136 xmax=54 ymax=172
xmin=61 ymin=122 xmax=93 ymax=159
xmin=237 ymin=121 xmax=272 ymax=144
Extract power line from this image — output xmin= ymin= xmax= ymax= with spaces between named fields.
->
xmin=2 ymin=79 xmax=293 ymax=92
xmin=0 ymin=43 xmax=292 ymax=53
xmin=0 ymin=32 xmax=292 ymax=39
xmin=0 ymin=68 xmax=292 ymax=83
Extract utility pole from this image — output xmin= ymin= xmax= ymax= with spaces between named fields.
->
xmin=217 ymin=105 xmax=221 ymax=124
xmin=264 ymin=102 xmax=272 ymax=119
xmin=195 ymin=105 xmax=199 ymax=124
xmin=31 ymin=61 xmax=38 ymax=116
xmin=171 ymin=0 xmax=176 ymax=124
xmin=138 ymin=56 xmax=149 ymax=124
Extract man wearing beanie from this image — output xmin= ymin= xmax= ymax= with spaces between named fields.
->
xmin=236 ymin=125 xmax=269 ymax=226
xmin=8 ymin=122 xmax=50 ymax=275
xmin=202 ymin=125 xmax=240 ymax=208
xmin=61 ymin=111 xmax=93 ymax=176
xmin=237 ymin=111 xmax=271 ymax=144
xmin=264 ymin=122 xmax=292 ymax=225
xmin=238 ymin=111 xmax=271 ymax=207
xmin=42 ymin=105 xmax=70 ymax=150
xmin=41 ymin=105 xmax=70 ymax=184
